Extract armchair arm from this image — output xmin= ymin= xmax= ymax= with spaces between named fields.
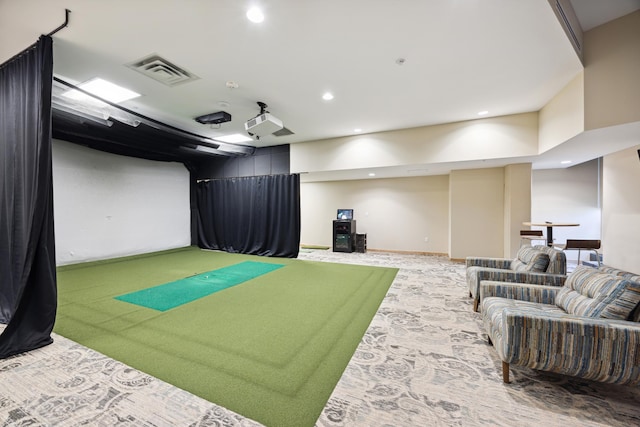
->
xmin=465 ymin=257 xmax=512 ymax=269
xmin=468 ymin=267 xmax=566 ymax=298
xmin=480 ymin=281 xmax=561 ymax=305
xmin=501 ymin=309 xmax=640 ymax=385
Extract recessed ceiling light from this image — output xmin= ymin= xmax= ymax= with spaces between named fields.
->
xmin=478 ymin=110 xmax=489 ymax=116
xmin=246 ymin=7 xmax=264 ymax=23
xmin=322 ymin=92 xmax=334 ymax=101
xmin=63 ymin=78 xmax=141 ymax=103
xmin=368 ymin=173 xmax=376 ymax=177
xmin=215 ymin=133 xmax=254 ymax=143
xmin=561 ymin=160 xmax=572 ymax=164
xmin=354 ymin=128 xmax=362 ymax=133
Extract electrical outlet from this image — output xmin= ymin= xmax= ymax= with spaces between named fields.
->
xmin=424 ymin=237 xmax=429 ymax=242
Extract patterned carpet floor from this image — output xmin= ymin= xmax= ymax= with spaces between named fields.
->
xmin=1 ymin=249 xmax=639 ymax=426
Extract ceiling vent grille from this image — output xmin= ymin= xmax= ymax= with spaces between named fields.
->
xmin=127 ymin=54 xmax=199 ymax=86
xmin=273 ymin=126 xmax=294 ymax=137
xmin=549 ymin=0 xmax=583 ymax=62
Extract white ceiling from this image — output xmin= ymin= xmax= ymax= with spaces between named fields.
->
xmin=1 ymin=0 xmax=639 ymax=180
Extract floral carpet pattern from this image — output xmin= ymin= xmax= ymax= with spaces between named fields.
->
xmin=1 ymin=249 xmax=639 ymax=426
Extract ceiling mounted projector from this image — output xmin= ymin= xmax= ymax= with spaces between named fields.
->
xmin=195 ymin=111 xmax=231 ymax=124
xmin=245 ymin=102 xmax=283 ymax=139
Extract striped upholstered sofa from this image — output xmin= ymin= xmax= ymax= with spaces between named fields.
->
xmin=466 ymin=245 xmax=566 ymax=311
xmin=480 ymin=264 xmax=640 ymax=384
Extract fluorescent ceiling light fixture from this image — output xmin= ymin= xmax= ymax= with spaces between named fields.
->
xmin=246 ymin=7 xmax=264 ymax=23
xmin=195 ymin=145 xmax=221 ymax=154
xmin=63 ymin=78 xmax=141 ymax=103
xmin=368 ymin=173 xmax=376 ymax=177
xmin=322 ymin=92 xmax=334 ymax=101
xmin=214 ymin=133 xmax=254 ymax=143
xmin=477 ymin=110 xmax=489 ymax=116
xmin=561 ymin=160 xmax=572 ymax=164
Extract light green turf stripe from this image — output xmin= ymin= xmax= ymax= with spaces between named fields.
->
xmin=114 ymin=261 xmax=284 ymax=311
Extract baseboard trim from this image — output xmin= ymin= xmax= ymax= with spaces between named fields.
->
xmin=366 ymin=248 xmax=449 ymax=257
xmin=301 ymin=246 xmax=462 ymax=262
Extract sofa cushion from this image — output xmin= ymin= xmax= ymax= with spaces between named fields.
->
xmin=597 ymin=266 xmax=640 ymax=285
xmin=555 ymin=265 xmax=640 ymax=320
xmin=597 ymin=266 xmax=640 ymax=322
xmin=510 ymin=246 xmax=550 ymax=272
xmin=534 ymin=245 xmax=567 ymax=275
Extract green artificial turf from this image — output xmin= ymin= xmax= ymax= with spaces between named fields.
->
xmin=54 ymin=247 xmax=397 ymax=427
xmin=300 ymin=244 xmax=331 ymax=250
xmin=114 ymin=261 xmax=284 ymax=311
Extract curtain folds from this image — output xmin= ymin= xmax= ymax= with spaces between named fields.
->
xmin=0 ymin=36 xmax=57 ymax=358
xmin=197 ymin=174 xmax=300 ymax=258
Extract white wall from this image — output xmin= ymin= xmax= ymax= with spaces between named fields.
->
xmin=531 ymin=159 xmax=601 ymax=262
xmin=602 ymin=145 xmax=640 ymax=274
xmin=52 ymin=140 xmax=191 ymax=265
xmin=300 ymin=176 xmax=449 ymax=253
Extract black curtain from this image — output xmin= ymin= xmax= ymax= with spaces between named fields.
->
xmin=0 ymin=36 xmax=57 ymax=358
xmin=197 ymin=174 xmax=300 ymax=258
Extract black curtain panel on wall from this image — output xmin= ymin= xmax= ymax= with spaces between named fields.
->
xmin=197 ymin=174 xmax=301 ymax=258
xmin=0 ymin=36 xmax=57 ymax=358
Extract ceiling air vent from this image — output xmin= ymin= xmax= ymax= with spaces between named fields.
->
xmin=273 ymin=127 xmax=294 ymax=137
xmin=127 ymin=54 xmax=199 ymax=86
xmin=548 ymin=0 xmax=583 ymax=63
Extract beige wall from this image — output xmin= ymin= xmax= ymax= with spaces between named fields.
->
xmin=301 ymin=164 xmax=536 ymax=260
xmin=584 ymin=11 xmax=640 ymax=131
xmin=0 ymin=8 xmax=59 ymax=63
xmin=602 ymin=145 xmax=640 ymax=274
xmin=291 ymin=113 xmax=538 ymax=174
xmin=504 ymin=163 xmax=533 ymax=258
xmin=300 ymin=161 xmax=607 ymax=262
xmin=538 ymin=72 xmax=584 ymax=153
xmin=300 ymin=176 xmax=449 ymax=253
xmin=449 ymin=168 xmax=505 ymax=259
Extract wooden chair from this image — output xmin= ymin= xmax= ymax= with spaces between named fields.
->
xmin=520 ymin=230 xmax=545 ymax=246
xmin=563 ymin=239 xmax=601 ymax=266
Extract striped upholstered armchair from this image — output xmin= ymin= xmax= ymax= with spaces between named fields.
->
xmin=466 ymin=245 xmax=567 ymax=311
xmin=480 ymin=265 xmax=640 ymax=384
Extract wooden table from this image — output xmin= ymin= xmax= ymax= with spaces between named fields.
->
xmin=523 ymin=222 xmax=579 ymax=247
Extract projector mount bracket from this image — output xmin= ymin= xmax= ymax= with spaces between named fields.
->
xmin=257 ymin=101 xmax=268 ymax=116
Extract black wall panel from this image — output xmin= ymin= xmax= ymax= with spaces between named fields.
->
xmin=195 ymin=145 xmax=290 ymax=180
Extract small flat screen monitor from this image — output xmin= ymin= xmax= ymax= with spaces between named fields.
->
xmin=337 ymin=209 xmax=353 ymax=220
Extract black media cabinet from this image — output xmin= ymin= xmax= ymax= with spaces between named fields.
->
xmin=333 ymin=220 xmax=356 ymax=252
